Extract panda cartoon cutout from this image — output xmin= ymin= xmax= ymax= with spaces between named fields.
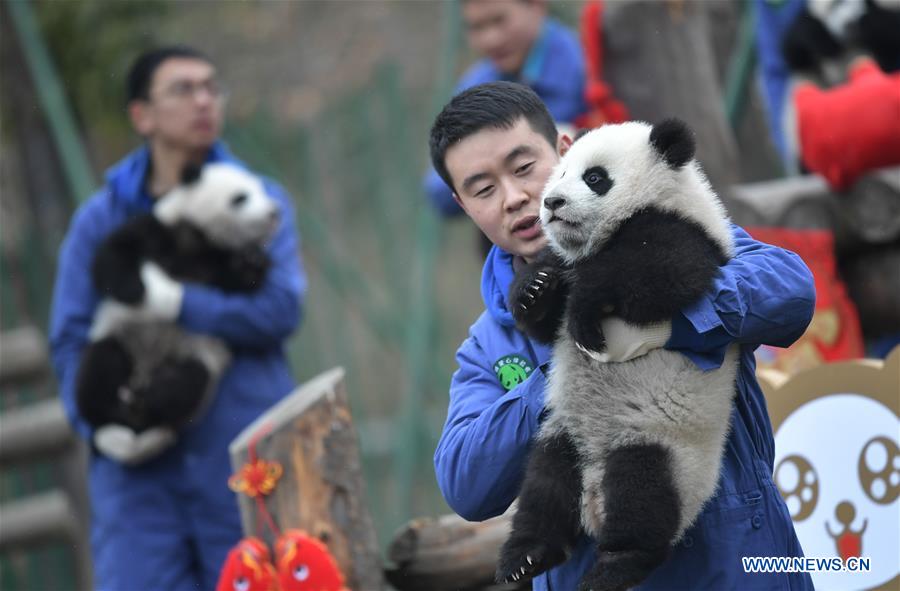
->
xmin=77 ymin=163 xmax=280 ymax=464
xmin=497 ymin=119 xmax=740 ymax=591
xmin=764 ymin=350 xmax=900 ymax=591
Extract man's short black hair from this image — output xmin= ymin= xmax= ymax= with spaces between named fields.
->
xmin=429 ymin=81 xmax=558 ymax=192
xmin=126 ymin=45 xmax=212 ymax=103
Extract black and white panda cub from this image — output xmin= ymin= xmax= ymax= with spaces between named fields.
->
xmin=76 ymin=163 xmax=280 ymax=464
xmin=497 ymin=120 xmax=739 ymax=591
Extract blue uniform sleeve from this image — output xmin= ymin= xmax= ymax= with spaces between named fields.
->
xmin=666 ymin=224 xmax=816 ymax=369
xmin=434 ymin=334 xmax=546 ymax=521
xmin=178 ymin=182 xmax=306 ymax=349
xmin=49 ymin=198 xmax=107 ymax=440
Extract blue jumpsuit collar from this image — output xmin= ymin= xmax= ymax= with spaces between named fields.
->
xmin=481 ymin=245 xmax=519 ymax=328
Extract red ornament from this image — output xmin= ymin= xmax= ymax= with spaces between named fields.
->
xmin=216 ymin=537 xmax=279 ymax=591
xmin=229 ymin=458 xmax=283 ymax=498
xmin=275 ymin=530 xmax=348 ymax=591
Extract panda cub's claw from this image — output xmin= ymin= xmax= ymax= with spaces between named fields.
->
xmin=496 ymin=538 xmax=568 ymax=584
xmin=570 ymin=318 xmax=607 ymax=355
xmin=576 ymin=341 xmax=611 ymax=362
xmin=511 ymin=266 xmax=559 ymax=326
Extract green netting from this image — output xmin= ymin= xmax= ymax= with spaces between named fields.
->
xmin=224 ymin=60 xmax=456 ymax=544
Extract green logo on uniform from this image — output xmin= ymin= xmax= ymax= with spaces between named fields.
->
xmin=493 ymin=354 xmax=535 ymax=391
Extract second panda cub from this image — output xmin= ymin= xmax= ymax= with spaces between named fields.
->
xmin=496 ymin=120 xmax=739 ymax=591
xmin=77 ymin=163 xmax=280 ymax=464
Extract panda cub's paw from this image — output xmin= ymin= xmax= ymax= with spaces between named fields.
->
xmin=569 ymin=316 xmax=607 ymax=355
xmin=228 ymin=245 xmax=270 ymax=291
xmin=496 ymin=537 xmax=568 ymax=584
xmin=511 ymin=266 xmax=561 ymax=326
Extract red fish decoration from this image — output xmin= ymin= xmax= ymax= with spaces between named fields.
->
xmin=275 ymin=530 xmax=348 ymax=591
xmin=216 ymin=537 xmax=279 ymax=591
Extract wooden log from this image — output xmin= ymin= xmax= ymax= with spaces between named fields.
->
xmin=229 ymin=367 xmax=383 ymax=591
xmin=729 ymin=166 xmax=900 ymax=248
xmin=0 ymin=490 xmax=79 ymax=551
xmin=833 ymin=167 xmax=900 ymax=245
xmin=0 ymin=397 xmax=75 ymax=465
xmin=0 ymin=326 xmax=49 ymax=387
xmin=385 ymin=512 xmax=527 ymax=591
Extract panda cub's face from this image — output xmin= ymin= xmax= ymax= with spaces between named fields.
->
xmin=154 ymin=163 xmax=280 ymax=250
xmin=540 ymin=120 xmax=697 ymax=264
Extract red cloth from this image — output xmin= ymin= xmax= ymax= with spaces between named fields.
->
xmin=794 ymin=60 xmax=900 ymax=190
xmin=575 ymin=0 xmax=629 ymax=129
xmin=746 ymin=227 xmax=864 ymax=373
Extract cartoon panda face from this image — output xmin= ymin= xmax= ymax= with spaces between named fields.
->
xmin=154 ymin=163 xmax=280 ymax=250
xmin=774 ymin=394 xmax=899 ymax=590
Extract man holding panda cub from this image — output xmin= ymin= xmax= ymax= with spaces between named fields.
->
xmin=49 ymin=46 xmax=306 ymax=589
xmin=431 ymin=81 xmax=816 ymax=590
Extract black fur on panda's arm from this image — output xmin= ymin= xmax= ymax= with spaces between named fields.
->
xmin=162 ymin=223 xmax=271 ymax=293
xmin=509 ymin=247 xmax=571 ymax=344
xmin=91 ymin=215 xmax=173 ymax=304
xmin=573 ymin=208 xmax=728 ymax=327
xmin=215 ymin=245 xmax=272 ymax=293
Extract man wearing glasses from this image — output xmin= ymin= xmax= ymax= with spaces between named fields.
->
xmin=49 ymin=46 xmax=306 ymax=589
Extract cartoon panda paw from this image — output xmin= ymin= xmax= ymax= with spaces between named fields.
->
xmin=496 ymin=537 xmax=568 ymax=584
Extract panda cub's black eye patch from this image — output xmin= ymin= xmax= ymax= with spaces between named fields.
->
xmin=582 ymin=166 xmax=613 ymax=196
xmin=230 ymin=193 xmax=248 ymax=207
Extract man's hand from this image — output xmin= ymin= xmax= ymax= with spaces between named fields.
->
xmin=93 ymin=424 xmax=176 ymax=465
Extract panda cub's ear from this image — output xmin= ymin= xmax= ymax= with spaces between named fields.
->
xmin=181 ymin=163 xmax=203 ymax=185
xmin=649 ymin=118 xmax=695 ymax=169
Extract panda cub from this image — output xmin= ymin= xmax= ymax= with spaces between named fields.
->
xmin=77 ymin=163 xmax=280 ymax=464
xmin=496 ymin=120 xmax=739 ymax=591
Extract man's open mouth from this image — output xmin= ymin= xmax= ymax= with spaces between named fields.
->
xmin=512 ymin=216 xmax=540 ymax=232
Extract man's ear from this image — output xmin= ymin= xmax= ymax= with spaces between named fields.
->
xmin=128 ymin=100 xmax=154 ymax=137
xmin=557 ymin=133 xmax=573 ymax=157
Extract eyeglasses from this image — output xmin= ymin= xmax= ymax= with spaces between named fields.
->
xmin=152 ymin=79 xmax=229 ymax=103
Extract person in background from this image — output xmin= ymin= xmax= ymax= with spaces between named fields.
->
xmin=429 ymin=81 xmax=815 ymax=590
xmin=49 ymin=45 xmax=306 ymax=590
xmin=424 ymin=0 xmax=588 ymax=256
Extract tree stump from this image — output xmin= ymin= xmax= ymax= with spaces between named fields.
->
xmin=228 ymin=367 xmax=383 ymax=590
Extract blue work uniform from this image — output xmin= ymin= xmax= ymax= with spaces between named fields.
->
xmin=434 ymin=226 xmax=817 ymax=590
xmin=49 ymin=143 xmax=306 ymax=590
xmin=425 ymin=18 xmax=589 ymax=216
